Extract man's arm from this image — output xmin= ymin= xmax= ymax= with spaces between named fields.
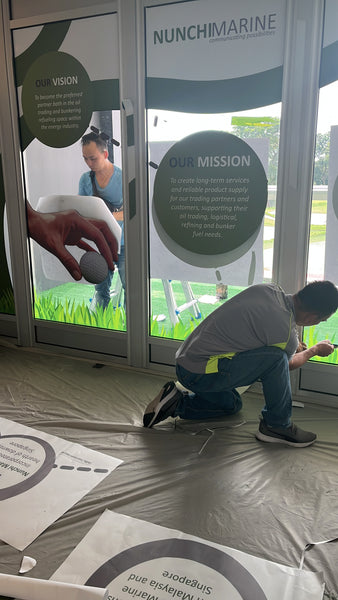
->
xmin=289 ymin=340 xmax=334 ymax=370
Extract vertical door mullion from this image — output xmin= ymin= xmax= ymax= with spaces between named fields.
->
xmin=117 ymin=0 xmax=149 ymax=369
xmin=273 ymin=0 xmax=325 ymax=395
xmin=273 ymin=0 xmax=325 ymax=292
xmin=0 ymin=0 xmax=34 ymax=346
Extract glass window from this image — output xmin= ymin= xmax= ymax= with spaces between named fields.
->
xmin=304 ymin=0 xmax=338 ymax=364
xmin=145 ymin=0 xmax=286 ymax=341
xmin=12 ymin=14 xmax=125 ymax=332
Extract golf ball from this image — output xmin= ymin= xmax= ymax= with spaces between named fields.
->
xmin=79 ymin=251 xmax=109 ymax=284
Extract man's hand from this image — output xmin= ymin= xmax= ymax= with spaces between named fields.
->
xmin=289 ymin=339 xmax=335 ymax=370
xmin=27 ymin=203 xmax=118 ymax=280
xmin=312 ymin=340 xmax=335 ymax=357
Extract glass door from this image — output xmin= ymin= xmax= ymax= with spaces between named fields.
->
xmin=9 ymin=6 xmax=128 ymax=357
xmin=144 ymin=0 xmax=286 ymax=364
xmin=300 ymin=0 xmax=338 ymax=397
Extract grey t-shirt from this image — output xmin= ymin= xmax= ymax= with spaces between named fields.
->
xmin=175 ymin=284 xmax=299 ymax=374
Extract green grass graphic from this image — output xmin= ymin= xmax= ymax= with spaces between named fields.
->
xmin=303 ymin=325 xmax=338 ymax=364
xmin=32 ymin=281 xmax=338 ymax=367
xmin=34 ymin=294 xmax=126 ymax=331
xmin=150 ymin=313 xmax=199 ymax=340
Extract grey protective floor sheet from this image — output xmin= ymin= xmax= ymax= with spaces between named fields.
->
xmin=0 ymin=338 xmax=338 ymax=597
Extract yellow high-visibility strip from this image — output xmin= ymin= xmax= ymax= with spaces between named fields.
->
xmin=205 ymin=353 xmax=236 ymax=374
xmin=205 ymin=312 xmax=293 ymax=374
xmin=271 ymin=342 xmax=287 ymax=350
xmin=271 ymin=312 xmax=292 ymax=351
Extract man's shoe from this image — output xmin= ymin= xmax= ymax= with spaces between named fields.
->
xmin=255 ymin=419 xmax=316 ymax=447
xmin=143 ymin=381 xmax=182 ymax=428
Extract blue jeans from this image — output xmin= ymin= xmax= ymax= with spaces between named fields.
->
xmin=93 ymin=245 xmax=125 ymax=309
xmin=175 ymin=347 xmax=292 ymax=428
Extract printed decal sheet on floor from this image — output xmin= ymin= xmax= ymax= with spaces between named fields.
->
xmin=0 ymin=418 xmax=122 ymax=550
xmin=52 ymin=510 xmax=325 ymax=600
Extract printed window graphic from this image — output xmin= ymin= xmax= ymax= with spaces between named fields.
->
xmin=145 ymin=0 xmax=285 ymax=341
xmin=10 ymin=14 xmax=125 ymax=332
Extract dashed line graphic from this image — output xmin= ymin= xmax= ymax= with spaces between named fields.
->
xmin=53 ymin=464 xmax=109 ymax=473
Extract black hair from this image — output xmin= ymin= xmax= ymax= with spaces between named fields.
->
xmin=296 ymin=280 xmax=338 ymax=317
xmin=81 ymin=132 xmax=108 ymax=152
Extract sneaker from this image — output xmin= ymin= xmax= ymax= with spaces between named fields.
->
xmin=143 ymin=381 xmax=182 ymax=428
xmin=255 ymin=419 xmax=316 ymax=447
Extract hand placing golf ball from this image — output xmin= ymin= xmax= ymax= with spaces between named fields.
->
xmin=79 ymin=251 xmax=109 ymax=284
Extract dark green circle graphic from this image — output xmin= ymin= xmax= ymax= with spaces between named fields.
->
xmin=22 ymin=51 xmax=92 ymax=148
xmin=0 ymin=434 xmax=56 ymax=500
xmin=152 ymin=130 xmax=267 ymax=267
